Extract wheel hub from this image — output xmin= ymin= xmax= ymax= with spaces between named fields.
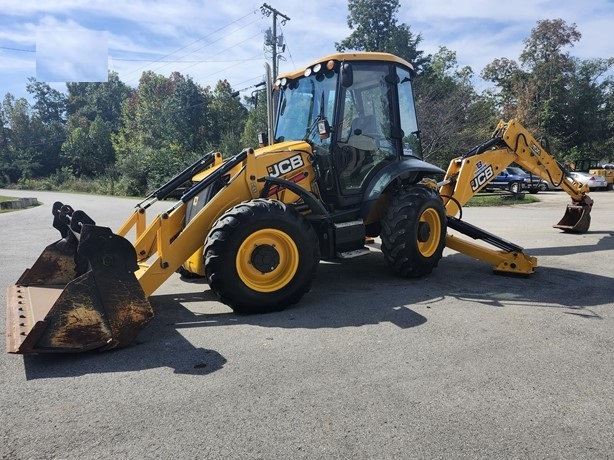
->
xmin=251 ymin=244 xmax=280 ymax=273
xmin=417 ymin=221 xmax=431 ymax=242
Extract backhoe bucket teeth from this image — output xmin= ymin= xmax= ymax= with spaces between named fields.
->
xmin=554 ymin=204 xmax=591 ymax=233
xmin=6 ymin=224 xmax=153 ymax=354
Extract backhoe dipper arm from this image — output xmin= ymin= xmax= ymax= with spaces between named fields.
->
xmin=494 ymin=120 xmax=592 ymax=206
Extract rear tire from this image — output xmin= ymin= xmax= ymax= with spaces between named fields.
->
xmin=204 ymin=199 xmax=320 ymax=314
xmin=381 ymin=185 xmax=447 ymax=277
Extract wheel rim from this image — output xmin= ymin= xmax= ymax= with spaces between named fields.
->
xmin=417 ymin=208 xmax=442 ymax=257
xmin=236 ymin=229 xmax=300 ymax=292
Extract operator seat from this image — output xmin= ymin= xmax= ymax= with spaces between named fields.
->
xmin=347 ymin=115 xmax=377 ymax=151
xmin=338 ymin=115 xmax=378 ymax=189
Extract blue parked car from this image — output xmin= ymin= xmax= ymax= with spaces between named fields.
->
xmin=487 ymin=167 xmax=541 ymax=194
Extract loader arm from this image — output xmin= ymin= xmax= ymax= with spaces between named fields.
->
xmin=133 ymin=160 xmax=251 ymax=296
xmin=437 ymin=119 xmax=593 ymax=275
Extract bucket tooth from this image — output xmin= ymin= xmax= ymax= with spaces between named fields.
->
xmin=7 ymin=278 xmax=111 ymax=354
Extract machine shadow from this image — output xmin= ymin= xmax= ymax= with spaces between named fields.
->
xmin=22 ymin=301 xmax=228 ymax=380
xmin=22 ymin=240 xmax=612 ymax=380
xmin=528 ymin=230 xmax=614 ymax=256
xmin=154 ymin=242 xmax=613 ymax=334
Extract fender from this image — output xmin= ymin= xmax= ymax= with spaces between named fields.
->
xmin=360 ymin=157 xmax=445 ymax=219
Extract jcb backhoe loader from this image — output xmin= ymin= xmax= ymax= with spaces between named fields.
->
xmin=6 ymin=52 xmax=593 ymax=354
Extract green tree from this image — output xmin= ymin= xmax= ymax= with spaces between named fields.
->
xmin=481 ymin=57 xmax=529 ymax=120
xmin=208 ymin=80 xmax=248 ymax=155
xmin=163 ymin=74 xmax=212 ymax=155
xmin=61 ymin=115 xmax=114 ymax=177
xmin=240 ymin=90 xmax=269 ymax=148
xmin=482 ymin=21 xmax=580 ymax=138
xmin=0 ymin=94 xmax=24 ymax=183
xmin=336 ymin=0 xmax=429 ymax=70
xmin=113 ymin=71 xmax=226 ymax=194
xmin=416 ymin=47 xmax=496 ymax=167
xmin=25 ymin=79 xmax=67 ymax=176
xmin=57 ymin=73 xmax=133 ymax=180
xmin=558 ymin=58 xmax=614 ymax=158
xmin=482 ymin=19 xmax=613 ymax=158
xmin=0 ymin=94 xmax=45 ymax=182
xmin=334 ymin=0 xmax=498 ymax=168
xmin=113 ymin=71 xmax=180 ymax=194
xmin=26 ymin=79 xmax=66 ymax=124
xmin=66 ymin=72 xmax=132 ymax=131
xmin=60 ymin=127 xmax=90 ymax=176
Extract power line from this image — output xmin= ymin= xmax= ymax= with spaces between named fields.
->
xmin=0 ymin=46 xmax=35 ymax=53
xmin=120 ymin=9 xmax=260 ymax=81
xmin=112 ymin=57 xmax=263 ymax=63
xmin=145 ymin=17 xmax=263 ymax=76
xmin=176 ymin=31 xmax=263 ymax=74
xmin=278 ymin=21 xmax=295 ymax=70
xmin=196 ymin=52 xmax=263 ymax=83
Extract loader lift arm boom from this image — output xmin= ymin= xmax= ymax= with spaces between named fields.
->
xmin=437 ymin=119 xmax=593 ymax=275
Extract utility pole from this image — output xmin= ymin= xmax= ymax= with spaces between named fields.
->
xmin=260 ymin=3 xmax=290 ymax=79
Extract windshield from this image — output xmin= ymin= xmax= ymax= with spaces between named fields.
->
xmin=275 ymin=71 xmax=337 ymax=143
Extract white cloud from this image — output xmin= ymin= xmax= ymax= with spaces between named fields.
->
xmin=36 ymin=30 xmax=108 ymax=82
xmin=1 ymin=0 xmax=612 ymax=100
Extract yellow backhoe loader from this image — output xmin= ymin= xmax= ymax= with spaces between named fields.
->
xmin=6 ymin=52 xmax=593 ymax=354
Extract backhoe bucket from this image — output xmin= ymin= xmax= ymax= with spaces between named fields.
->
xmin=554 ymin=203 xmax=591 ymax=233
xmin=6 ymin=221 xmax=153 ymax=354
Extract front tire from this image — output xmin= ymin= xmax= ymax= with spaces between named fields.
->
xmin=381 ymin=185 xmax=447 ymax=277
xmin=204 ymin=199 xmax=320 ymax=314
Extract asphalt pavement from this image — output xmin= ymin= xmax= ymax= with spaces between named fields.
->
xmin=1 ymin=188 xmax=612 ymax=459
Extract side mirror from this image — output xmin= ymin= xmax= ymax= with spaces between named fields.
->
xmin=341 ymin=63 xmax=353 ymax=88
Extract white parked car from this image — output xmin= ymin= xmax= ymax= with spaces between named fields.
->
xmin=569 ymin=171 xmax=608 ymax=190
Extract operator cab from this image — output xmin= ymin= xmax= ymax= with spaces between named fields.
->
xmin=273 ymin=53 xmax=422 ymax=209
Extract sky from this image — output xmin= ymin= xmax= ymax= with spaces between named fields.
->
xmin=1 ymin=0 xmax=613 ymax=104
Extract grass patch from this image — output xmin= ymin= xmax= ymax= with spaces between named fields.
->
xmin=0 ymin=196 xmax=18 ymax=213
xmin=466 ymin=192 xmax=539 ymax=207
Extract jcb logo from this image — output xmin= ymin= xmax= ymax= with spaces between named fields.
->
xmin=470 ymin=165 xmax=494 ymax=191
xmin=267 ymin=154 xmax=304 ymax=177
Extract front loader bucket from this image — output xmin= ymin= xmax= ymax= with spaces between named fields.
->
xmin=7 ymin=222 xmax=153 ymax=354
xmin=554 ymin=203 xmax=591 ymax=233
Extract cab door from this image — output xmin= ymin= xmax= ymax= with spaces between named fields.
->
xmin=334 ymin=63 xmax=397 ymax=196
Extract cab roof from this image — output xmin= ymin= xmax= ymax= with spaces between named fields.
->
xmin=276 ymin=52 xmax=415 ymax=80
